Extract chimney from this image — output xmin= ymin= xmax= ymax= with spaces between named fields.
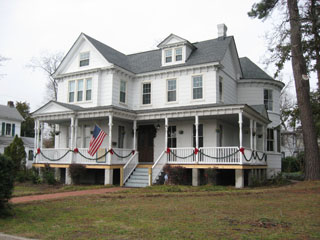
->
xmin=217 ymin=24 xmax=228 ymax=39
xmin=7 ymin=101 xmax=14 ymax=108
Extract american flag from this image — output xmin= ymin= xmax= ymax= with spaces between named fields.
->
xmin=88 ymin=125 xmax=107 ymax=156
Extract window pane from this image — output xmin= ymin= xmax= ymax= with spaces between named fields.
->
xmin=120 ymin=81 xmax=126 ymax=92
xmin=120 ymin=92 xmax=126 ymax=103
xmin=143 ymin=94 xmax=150 ymax=104
xmin=69 ymin=92 xmax=74 ymax=102
xmin=165 ymin=49 xmax=172 ymax=63
xmin=175 ymin=48 xmax=182 ymax=61
xmin=168 ymin=91 xmax=176 ymax=102
xmin=193 ymin=88 xmax=202 ymax=99
xmin=6 ymin=123 xmax=11 ymax=135
xmin=86 ymin=79 xmax=92 ymax=90
xmin=69 ymin=81 xmax=75 ymax=92
xmin=78 ymin=80 xmax=83 ymax=91
xmin=77 ymin=91 xmax=83 ymax=101
xmin=86 ymin=90 xmax=91 ymax=101
xmin=193 ymin=76 xmax=202 ymax=87
xmin=168 ymin=79 xmax=176 ymax=91
xmin=80 ymin=52 xmax=90 ymax=60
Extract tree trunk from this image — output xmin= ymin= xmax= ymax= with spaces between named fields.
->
xmin=310 ymin=0 xmax=320 ymax=89
xmin=287 ymin=0 xmax=320 ymax=180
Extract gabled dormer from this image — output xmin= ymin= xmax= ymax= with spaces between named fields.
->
xmin=157 ymin=34 xmax=196 ymax=67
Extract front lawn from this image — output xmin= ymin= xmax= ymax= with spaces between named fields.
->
xmin=13 ymin=182 xmax=110 ymax=197
xmin=1 ymin=181 xmax=320 ymax=239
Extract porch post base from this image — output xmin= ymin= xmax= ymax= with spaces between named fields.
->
xmin=104 ymin=169 xmax=113 ymax=185
xmin=235 ymin=169 xmax=244 ymax=188
xmin=65 ymin=168 xmax=72 ymax=185
xmin=192 ymin=168 xmax=200 ymax=186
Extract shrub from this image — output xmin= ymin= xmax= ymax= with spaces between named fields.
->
xmin=4 ymin=135 xmax=26 ymax=174
xmin=69 ymin=164 xmax=87 ymax=184
xmin=163 ymin=165 xmax=188 ymax=185
xmin=0 ymin=154 xmax=15 ymax=217
xmin=282 ymin=156 xmax=300 ymax=172
xmin=42 ymin=164 xmax=56 ymax=185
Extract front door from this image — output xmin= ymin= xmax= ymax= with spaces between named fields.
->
xmin=138 ymin=125 xmax=155 ymax=162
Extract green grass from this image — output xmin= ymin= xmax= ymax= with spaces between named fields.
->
xmin=13 ymin=182 xmax=111 ymax=197
xmin=2 ymin=181 xmax=320 ymax=239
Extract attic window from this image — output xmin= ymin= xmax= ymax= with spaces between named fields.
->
xmin=175 ymin=48 xmax=182 ymax=61
xmin=79 ymin=52 xmax=90 ymax=67
xmin=165 ymin=49 xmax=172 ymax=63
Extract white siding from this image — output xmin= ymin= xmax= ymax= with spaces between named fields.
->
xmin=0 ymin=119 xmax=21 ymax=137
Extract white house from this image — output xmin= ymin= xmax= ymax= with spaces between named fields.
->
xmin=32 ymin=24 xmax=284 ymax=188
xmin=0 ymin=102 xmax=35 ymax=167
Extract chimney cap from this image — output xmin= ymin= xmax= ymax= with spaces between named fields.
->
xmin=7 ymin=101 xmax=14 ymax=108
xmin=217 ymin=23 xmax=228 ymax=38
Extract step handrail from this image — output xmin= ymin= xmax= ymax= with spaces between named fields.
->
xmin=123 ymin=151 xmax=139 ymax=184
xmin=151 ymin=150 xmax=166 ymax=184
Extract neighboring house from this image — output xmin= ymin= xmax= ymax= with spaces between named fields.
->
xmin=32 ymin=24 xmax=284 ymax=188
xmin=0 ymin=101 xmax=35 ymax=168
xmin=281 ymin=129 xmax=304 ymax=158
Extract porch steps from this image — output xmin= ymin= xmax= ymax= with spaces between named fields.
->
xmin=124 ymin=168 xmax=149 ymax=188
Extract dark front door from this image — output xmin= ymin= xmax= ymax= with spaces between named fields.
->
xmin=138 ymin=125 xmax=155 ymax=162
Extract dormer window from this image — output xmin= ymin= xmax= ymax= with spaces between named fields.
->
xmin=175 ymin=48 xmax=182 ymax=61
xmin=79 ymin=52 xmax=90 ymax=67
xmin=165 ymin=49 xmax=172 ymax=63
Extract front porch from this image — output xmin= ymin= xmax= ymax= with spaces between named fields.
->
xmin=32 ymin=102 xmax=272 ymax=188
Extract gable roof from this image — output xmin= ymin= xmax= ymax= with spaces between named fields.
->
xmin=0 ymin=104 xmax=24 ymax=122
xmin=239 ymin=57 xmax=273 ymax=80
xmin=78 ymin=34 xmax=234 ymax=74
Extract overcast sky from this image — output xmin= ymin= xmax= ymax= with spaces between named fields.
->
xmin=0 ymin=0 xmax=317 ymax=111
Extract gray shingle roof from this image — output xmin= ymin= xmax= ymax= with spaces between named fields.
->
xmin=250 ymin=105 xmax=269 ymax=119
xmin=0 ymin=105 xmax=24 ymax=121
xmin=0 ymin=136 xmax=34 ymax=148
xmin=239 ymin=57 xmax=273 ymax=80
xmin=84 ymin=33 xmax=233 ymax=74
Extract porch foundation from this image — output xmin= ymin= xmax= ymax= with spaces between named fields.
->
xmin=104 ymin=169 xmax=113 ymax=185
xmin=192 ymin=168 xmax=200 ymax=186
xmin=235 ymin=169 xmax=244 ymax=188
xmin=54 ymin=168 xmax=61 ymax=182
xmin=65 ymin=168 xmax=72 ymax=185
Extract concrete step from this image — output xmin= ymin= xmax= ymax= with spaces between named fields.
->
xmin=134 ymin=168 xmax=149 ymax=173
xmin=125 ymin=182 xmax=149 ymax=188
xmin=130 ymin=175 xmax=149 ymax=180
xmin=124 ymin=168 xmax=149 ymax=188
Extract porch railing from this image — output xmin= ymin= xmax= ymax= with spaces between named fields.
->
xmin=151 ymin=150 xmax=167 ymax=185
xmin=167 ymin=147 xmax=195 ymax=164
xmin=111 ymin=148 xmax=134 ymax=165
xmin=199 ymin=147 xmax=240 ymax=164
xmin=242 ymin=148 xmax=267 ymax=165
xmin=123 ymin=152 xmax=139 ymax=184
xmin=36 ymin=148 xmax=71 ymax=164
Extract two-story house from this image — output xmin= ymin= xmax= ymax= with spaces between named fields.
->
xmin=32 ymin=24 xmax=284 ymax=188
xmin=0 ymin=101 xmax=35 ymax=168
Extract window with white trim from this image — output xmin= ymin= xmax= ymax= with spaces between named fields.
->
xmin=264 ymin=89 xmax=273 ymax=111
xmin=77 ymin=79 xmax=83 ymax=101
xmin=120 ymin=80 xmax=126 ymax=103
xmin=167 ymin=79 xmax=176 ymax=102
xmin=142 ymin=83 xmax=151 ymax=105
xmin=165 ymin=49 xmax=172 ymax=63
xmin=267 ymin=128 xmax=274 ymax=151
xmin=192 ymin=75 xmax=203 ymax=100
xmin=175 ymin=48 xmax=182 ymax=61
xmin=86 ymin=78 xmax=92 ymax=101
xmin=118 ymin=126 xmax=125 ymax=148
xmin=79 ymin=52 xmax=90 ymax=67
xmin=68 ymin=80 xmax=75 ymax=102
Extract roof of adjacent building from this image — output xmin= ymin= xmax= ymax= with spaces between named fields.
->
xmin=0 ymin=104 xmax=24 ymax=122
xmin=0 ymin=136 xmax=34 ymax=148
xmin=84 ymin=33 xmax=233 ymax=74
xmin=239 ymin=57 xmax=273 ymax=80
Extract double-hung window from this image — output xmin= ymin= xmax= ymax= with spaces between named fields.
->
xmin=192 ymin=75 xmax=203 ymax=100
xmin=69 ymin=81 xmax=75 ymax=102
xmin=77 ymin=80 xmax=83 ymax=101
xmin=267 ymin=128 xmax=274 ymax=151
xmin=167 ymin=79 xmax=176 ymax=102
xmin=120 ymin=80 xmax=126 ymax=104
xmin=86 ymin=78 xmax=92 ymax=101
xmin=219 ymin=76 xmax=223 ymax=103
xmin=264 ymin=89 xmax=273 ymax=111
xmin=79 ymin=52 xmax=90 ymax=67
xmin=165 ymin=49 xmax=172 ymax=63
xmin=175 ymin=48 xmax=182 ymax=61
xmin=142 ymin=83 xmax=151 ymax=105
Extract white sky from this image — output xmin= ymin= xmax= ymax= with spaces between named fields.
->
xmin=0 ymin=0 xmax=317 ymax=111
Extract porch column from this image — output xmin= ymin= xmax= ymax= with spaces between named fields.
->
xmin=81 ymin=125 xmax=85 ymax=148
xmin=253 ymin=121 xmax=257 ymax=151
xmin=34 ymin=120 xmax=38 ymax=163
xmin=250 ymin=119 xmax=253 ymax=150
xmin=195 ymin=115 xmax=199 ymax=163
xmin=40 ymin=122 xmax=44 ymax=148
xmin=104 ymin=169 xmax=113 ymax=185
xmin=165 ymin=117 xmax=168 ymax=149
xmin=70 ymin=116 xmax=75 ymax=149
xmin=65 ymin=167 xmax=72 ymax=185
xmin=55 ymin=124 xmax=60 ymax=148
xmin=133 ymin=120 xmax=137 ymax=150
xmin=235 ymin=169 xmax=244 ymax=188
xmin=108 ymin=115 xmax=113 ymax=164
xmin=74 ymin=118 xmax=78 ymax=148
xmin=238 ymin=112 xmax=243 ymax=164
xmin=192 ymin=168 xmax=200 ymax=186
xmin=262 ymin=125 xmax=265 ymax=152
